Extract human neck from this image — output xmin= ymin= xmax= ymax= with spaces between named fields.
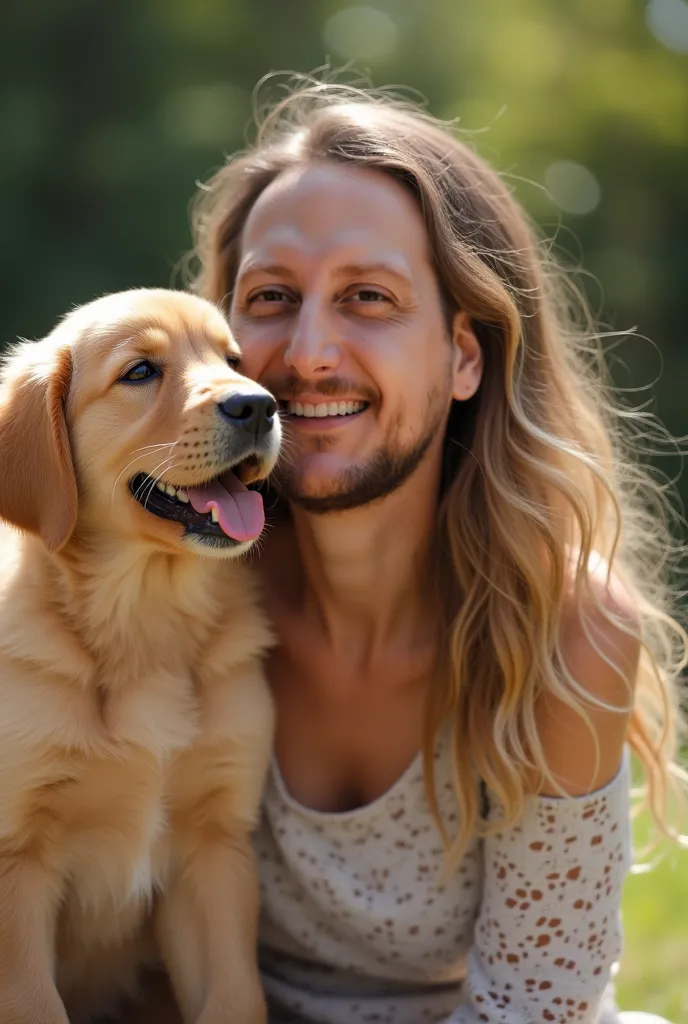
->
xmin=284 ymin=461 xmax=442 ymax=666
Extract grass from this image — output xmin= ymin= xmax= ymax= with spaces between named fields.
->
xmin=616 ymin=799 xmax=688 ymax=1023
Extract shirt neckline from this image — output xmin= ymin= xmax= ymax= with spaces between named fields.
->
xmin=269 ymin=747 xmax=425 ymax=824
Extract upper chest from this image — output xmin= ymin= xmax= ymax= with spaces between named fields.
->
xmin=264 ymin=624 xmax=434 ymax=814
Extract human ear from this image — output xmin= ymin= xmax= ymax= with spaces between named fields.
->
xmin=450 ymin=311 xmax=483 ymax=401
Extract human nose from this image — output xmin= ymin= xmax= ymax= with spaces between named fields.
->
xmin=283 ymin=297 xmax=342 ymax=377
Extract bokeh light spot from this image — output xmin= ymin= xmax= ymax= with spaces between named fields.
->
xmin=322 ymin=6 xmax=399 ymax=61
xmin=646 ymin=0 xmax=688 ymax=54
xmin=545 ymin=161 xmax=602 ymax=216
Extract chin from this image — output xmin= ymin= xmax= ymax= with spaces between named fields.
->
xmin=275 ymin=461 xmax=355 ymax=501
xmin=113 ymin=504 xmax=256 ymax=561
xmin=181 ymin=532 xmax=256 ymax=560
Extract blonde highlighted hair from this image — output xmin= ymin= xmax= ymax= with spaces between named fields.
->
xmin=189 ymin=74 xmax=687 ymax=868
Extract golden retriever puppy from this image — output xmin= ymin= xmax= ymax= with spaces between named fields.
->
xmin=0 ymin=289 xmax=281 ymax=1024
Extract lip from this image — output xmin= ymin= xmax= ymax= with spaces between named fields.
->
xmin=280 ymin=396 xmax=368 ymax=405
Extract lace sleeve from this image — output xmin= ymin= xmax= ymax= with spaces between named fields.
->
xmin=442 ymin=749 xmax=632 ymax=1024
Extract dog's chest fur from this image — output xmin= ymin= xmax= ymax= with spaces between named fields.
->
xmin=27 ymin=682 xmax=200 ymax=909
xmin=0 ymin=533 xmax=273 ymax=956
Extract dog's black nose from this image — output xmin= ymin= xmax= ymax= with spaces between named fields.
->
xmin=219 ymin=393 xmax=277 ymax=439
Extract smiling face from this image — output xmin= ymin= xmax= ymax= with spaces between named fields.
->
xmin=58 ymin=289 xmax=281 ymax=557
xmin=229 ymin=162 xmax=482 ymax=513
xmin=0 ymin=289 xmax=275 ymax=559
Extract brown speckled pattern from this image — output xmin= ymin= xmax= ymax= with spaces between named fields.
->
xmin=255 ymin=730 xmax=631 ymax=1024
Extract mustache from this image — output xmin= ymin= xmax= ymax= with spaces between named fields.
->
xmin=262 ymin=374 xmax=378 ymax=404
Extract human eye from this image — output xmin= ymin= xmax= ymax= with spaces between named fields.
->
xmin=343 ymin=287 xmax=394 ymax=315
xmin=241 ymin=286 xmax=298 ymax=319
xmin=247 ymin=287 xmax=295 ymax=307
xmin=351 ymin=288 xmax=389 ymax=303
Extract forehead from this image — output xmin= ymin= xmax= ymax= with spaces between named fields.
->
xmin=239 ymin=162 xmax=432 ymax=267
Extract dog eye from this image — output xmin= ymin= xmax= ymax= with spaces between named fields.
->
xmin=120 ymin=361 xmax=161 ymax=384
xmin=227 ymin=354 xmax=241 ymax=370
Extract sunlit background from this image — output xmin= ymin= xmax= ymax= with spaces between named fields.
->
xmin=1 ymin=0 xmax=687 ymax=1018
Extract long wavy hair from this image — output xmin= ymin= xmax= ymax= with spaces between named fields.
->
xmin=188 ymin=74 xmax=687 ymax=869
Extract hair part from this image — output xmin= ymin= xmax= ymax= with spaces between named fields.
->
xmin=189 ymin=73 xmax=687 ymax=869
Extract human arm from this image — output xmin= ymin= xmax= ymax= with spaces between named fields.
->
xmin=440 ymin=572 xmax=639 ymax=1023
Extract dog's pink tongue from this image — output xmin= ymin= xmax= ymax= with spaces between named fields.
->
xmin=186 ymin=473 xmax=265 ymax=542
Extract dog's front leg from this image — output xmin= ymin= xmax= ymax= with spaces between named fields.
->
xmin=158 ymin=664 xmax=273 ymax=1024
xmin=0 ymin=855 xmax=68 ymax=1024
xmin=157 ymin=826 xmax=266 ymax=1024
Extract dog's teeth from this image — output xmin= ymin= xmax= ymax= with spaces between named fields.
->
xmin=156 ymin=481 xmax=166 ymax=492
xmin=176 ymin=490 xmax=189 ymax=503
xmin=166 ymin=484 xmax=178 ymax=497
xmin=210 ymin=508 xmax=219 ymax=523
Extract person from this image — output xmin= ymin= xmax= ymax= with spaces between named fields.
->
xmin=140 ymin=78 xmax=686 ymax=1024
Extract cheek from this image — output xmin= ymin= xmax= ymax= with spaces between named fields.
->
xmin=374 ymin=342 xmax=452 ymax=427
xmin=70 ymin=395 xmax=165 ymax=499
xmin=229 ymin=316 xmax=276 ymax=378
xmin=72 ymin=408 xmax=131 ymax=480
xmin=367 ymin=343 xmax=420 ymax=407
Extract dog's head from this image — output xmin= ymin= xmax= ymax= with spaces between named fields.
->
xmin=0 ymin=288 xmax=281 ymax=558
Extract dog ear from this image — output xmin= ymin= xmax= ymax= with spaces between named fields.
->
xmin=0 ymin=338 xmax=77 ymax=551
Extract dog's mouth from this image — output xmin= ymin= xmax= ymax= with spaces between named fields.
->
xmin=130 ymin=454 xmax=267 ymax=548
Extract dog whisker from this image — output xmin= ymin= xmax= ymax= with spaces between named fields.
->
xmin=245 ymin=523 xmax=272 ymax=565
xmin=138 ymin=458 xmax=179 ymax=509
xmin=111 ymin=444 xmax=178 ymax=507
xmin=127 ymin=442 xmax=180 ymax=457
xmin=133 ymin=461 xmax=173 ymax=505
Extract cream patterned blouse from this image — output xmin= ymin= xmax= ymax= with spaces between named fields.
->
xmin=255 ymin=726 xmax=631 ymax=1024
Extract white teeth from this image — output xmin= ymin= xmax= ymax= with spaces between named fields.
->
xmin=210 ymin=508 xmax=219 ymax=524
xmin=153 ymin=481 xmax=189 ymax=503
xmin=287 ymin=400 xmax=366 ymax=417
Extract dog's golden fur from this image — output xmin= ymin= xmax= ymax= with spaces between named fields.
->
xmin=0 ymin=289 xmax=281 ymax=1023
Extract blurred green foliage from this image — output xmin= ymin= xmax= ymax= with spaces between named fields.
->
xmin=2 ymin=2 xmax=686 ymax=424
xmin=2 ymin=0 xmax=687 ymax=500
xmin=620 ymin=805 xmax=688 ymax=1020
xmin=2 ymin=0 xmax=686 ymax=423
xmin=1 ymin=1 xmax=687 ymax=1015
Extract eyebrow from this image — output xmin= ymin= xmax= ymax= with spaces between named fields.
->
xmin=237 ymin=260 xmax=413 ymax=287
xmin=237 ymin=263 xmax=297 ymax=281
xmin=336 ymin=262 xmax=413 ymax=286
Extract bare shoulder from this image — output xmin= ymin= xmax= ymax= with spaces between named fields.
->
xmin=532 ymin=555 xmax=640 ymax=797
